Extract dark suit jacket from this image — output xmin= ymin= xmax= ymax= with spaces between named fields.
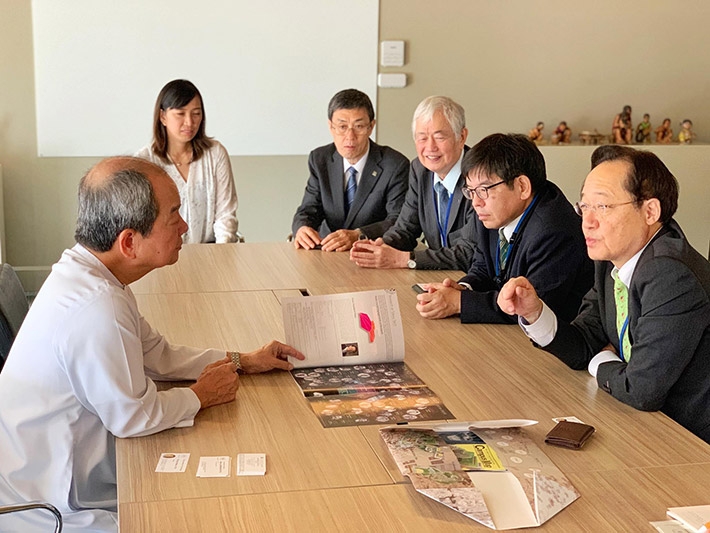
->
xmin=459 ymin=181 xmax=593 ymax=324
xmin=292 ymin=140 xmax=409 ymax=239
xmin=382 ymin=149 xmax=475 ymax=271
xmin=543 ymin=220 xmax=710 ymax=443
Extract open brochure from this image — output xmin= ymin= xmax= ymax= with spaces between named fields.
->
xmin=282 ymin=290 xmax=453 ymax=427
xmin=666 ymin=505 xmax=710 ymax=532
xmin=380 ymin=421 xmax=579 ymax=530
xmin=282 ymin=289 xmax=404 ymax=369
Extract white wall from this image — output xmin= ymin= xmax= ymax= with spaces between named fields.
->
xmin=1 ymin=0 xmax=709 ymax=292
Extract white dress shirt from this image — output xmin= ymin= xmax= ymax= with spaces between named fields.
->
xmin=0 ymin=245 xmax=224 ymax=531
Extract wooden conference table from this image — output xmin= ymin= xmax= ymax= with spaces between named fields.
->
xmin=118 ymin=243 xmax=710 ymax=532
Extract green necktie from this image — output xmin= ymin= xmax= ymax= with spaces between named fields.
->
xmin=612 ymin=270 xmax=631 ymax=362
xmin=498 ymin=228 xmax=510 ymax=270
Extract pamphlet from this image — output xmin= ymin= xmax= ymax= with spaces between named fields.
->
xmin=291 ymin=362 xmax=426 ymax=396
xmin=666 ymin=505 xmax=710 ymax=532
xmin=283 ymin=290 xmax=452 ymax=427
xmin=282 ymin=289 xmax=405 ymax=369
xmin=380 ymin=422 xmax=580 ymax=530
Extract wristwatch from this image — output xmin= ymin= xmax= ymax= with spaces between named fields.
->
xmin=228 ymin=351 xmax=245 ymax=374
xmin=407 ymin=251 xmax=417 ymax=269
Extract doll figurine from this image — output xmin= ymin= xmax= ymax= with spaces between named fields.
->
xmin=528 ymin=122 xmax=545 ymax=144
xmin=612 ymin=105 xmax=633 ymax=144
xmin=635 ymin=114 xmax=652 ymax=144
xmin=678 ymin=119 xmax=696 ymax=144
xmin=551 ymin=121 xmax=572 ymax=144
xmin=655 ymin=118 xmax=673 ymax=144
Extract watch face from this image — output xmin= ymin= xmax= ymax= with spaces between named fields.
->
xmin=407 ymin=259 xmax=416 ymax=269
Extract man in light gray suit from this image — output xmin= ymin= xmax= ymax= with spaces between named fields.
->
xmin=292 ymin=89 xmax=409 ymax=252
xmin=350 ymin=96 xmax=475 ymax=270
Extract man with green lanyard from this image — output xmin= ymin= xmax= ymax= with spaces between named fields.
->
xmin=498 ymin=145 xmax=710 ymax=443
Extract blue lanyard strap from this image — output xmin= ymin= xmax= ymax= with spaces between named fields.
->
xmin=432 ymin=183 xmax=454 ymax=248
xmin=618 ymin=316 xmax=630 ymax=362
xmin=494 ymin=194 xmax=539 ymax=277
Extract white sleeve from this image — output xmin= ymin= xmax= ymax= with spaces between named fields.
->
xmin=518 ymin=300 xmax=557 ymax=347
xmin=59 ymin=290 xmax=221 ymax=438
xmin=588 ymin=350 xmax=621 ymax=377
xmin=211 ymin=142 xmax=239 ymax=243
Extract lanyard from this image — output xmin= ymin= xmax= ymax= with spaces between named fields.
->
xmin=494 ymin=194 xmax=540 ymax=277
xmin=618 ymin=316 xmax=630 ymax=362
xmin=432 ymin=183 xmax=454 ymax=248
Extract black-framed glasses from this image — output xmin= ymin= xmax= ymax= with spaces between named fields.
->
xmin=462 ymin=180 xmax=506 ymax=200
xmin=574 ymin=201 xmax=635 ymax=217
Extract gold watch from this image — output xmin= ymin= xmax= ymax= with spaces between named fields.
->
xmin=228 ymin=351 xmax=244 ymax=374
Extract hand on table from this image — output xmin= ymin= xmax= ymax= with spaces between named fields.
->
xmin=320 ymin=229 xmax=361 ymax=252
xmin=415 ymin=278 xmax=464 ymax=319
xmin=349 ymin=238 xmax=409 ymax=269
xmin=293 ymin=226 xmax=321 ymax=250
xmin=190 ymin=357 xmax=239 ymax=408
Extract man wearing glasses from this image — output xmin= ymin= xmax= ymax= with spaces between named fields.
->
xmin=416 ymin=133 xmax=593 ymax=323
xmin=498 ymin=145 xmax=710 ymax=443
xmin=292 ymin=89 xmax=409 ymax=251
xmin=350 ymin=96 xmax=476 ymax=271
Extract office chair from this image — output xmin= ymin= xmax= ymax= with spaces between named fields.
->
xmin=0 ymin=264 xmax=29 ymax=370
xmin=0 ymin=502 xmax=63 ymax=532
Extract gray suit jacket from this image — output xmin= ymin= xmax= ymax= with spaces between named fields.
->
xmin=382 ymin=149 xmax=475 ymax=271
xmin=543 ymin=220 xmax=710 ymax=443
xmin=292 ymin=140 xmax=409 ymax=239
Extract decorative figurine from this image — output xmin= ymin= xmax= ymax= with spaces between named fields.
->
xmin=612 ymin=105 xmax=633 ymax=144
xmin=655 ymin=118 xmax=673 ymax=144
xmin=551 ymin=121 xmax=572 ymax=144
xmin=678 ymin=119 xmax=696 ymax=144
xmin=528 ymin=121 xmax=546 ymax=144
xmin=635 ymin=113 xmax=652 ymax=144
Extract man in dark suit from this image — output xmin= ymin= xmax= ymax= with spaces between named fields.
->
xmin=292 ymin=89 xmax=409 ymax=252
xmin=350 ymin=96 xmax=475 ymax=270
xmin=416 ymin=133 xmax=593 ymax=323
xmin=498 ymin=145 xmax=710 ymax=443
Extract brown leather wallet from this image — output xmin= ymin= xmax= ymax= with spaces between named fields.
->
xmin=544 ymin=421 xmax=595 ymax=449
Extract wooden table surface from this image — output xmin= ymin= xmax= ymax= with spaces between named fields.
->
xmin=118 ymin=243 xmax=710 ymax=532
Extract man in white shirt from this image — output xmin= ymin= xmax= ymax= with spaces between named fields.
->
xmin=0 ymin=157 xmax=304 ymax=531
xmin=497 ymin=145 xmax=710 ymax=443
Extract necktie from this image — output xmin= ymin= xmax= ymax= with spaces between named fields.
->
xmin=612 ymin=270 xmax=632 ymax=361
xmin=345 ymin=167 xmax=357 ymax=216
xmin=435 ymin=181 xmax=449 ymax=230
xmin=498 ymin=228 xmax=510 ymax=270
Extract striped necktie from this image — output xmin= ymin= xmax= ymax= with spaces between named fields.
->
xmin=345 ymin=166 xmax=357 ymax=216
xmin=498 ymin=228 xmax=510 ymax=270
xmin=612 ymin=270 xmax=632 ymax=361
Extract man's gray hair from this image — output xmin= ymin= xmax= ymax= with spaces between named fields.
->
xmin=411 ymin=96 xmax=466 ymax=138
xmin=75 ymin=168 xmax=158 ymax=252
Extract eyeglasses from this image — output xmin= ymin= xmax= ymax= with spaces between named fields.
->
xmin=462 ymin=180 xmax=506 ymax=200
xmin=331 ymin=122 xmax=372 ymax=136
xmin=574 ymin=201 xmax=635 ymax=217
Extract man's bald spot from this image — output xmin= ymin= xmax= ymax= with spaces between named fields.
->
xmin=84 ymin=156 xmax=167 ymax=188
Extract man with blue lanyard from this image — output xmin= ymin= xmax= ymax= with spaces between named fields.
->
xmin=417 ymin=133 xmax=593 ymax=323
xmin=350 ymin=96 xmax=475 ymax=271
xmin=498 ymin=145 xmax=710 ymax=443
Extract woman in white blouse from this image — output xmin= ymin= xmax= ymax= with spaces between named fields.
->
xmin=136 ymin=79 xmax=239 ymax=243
